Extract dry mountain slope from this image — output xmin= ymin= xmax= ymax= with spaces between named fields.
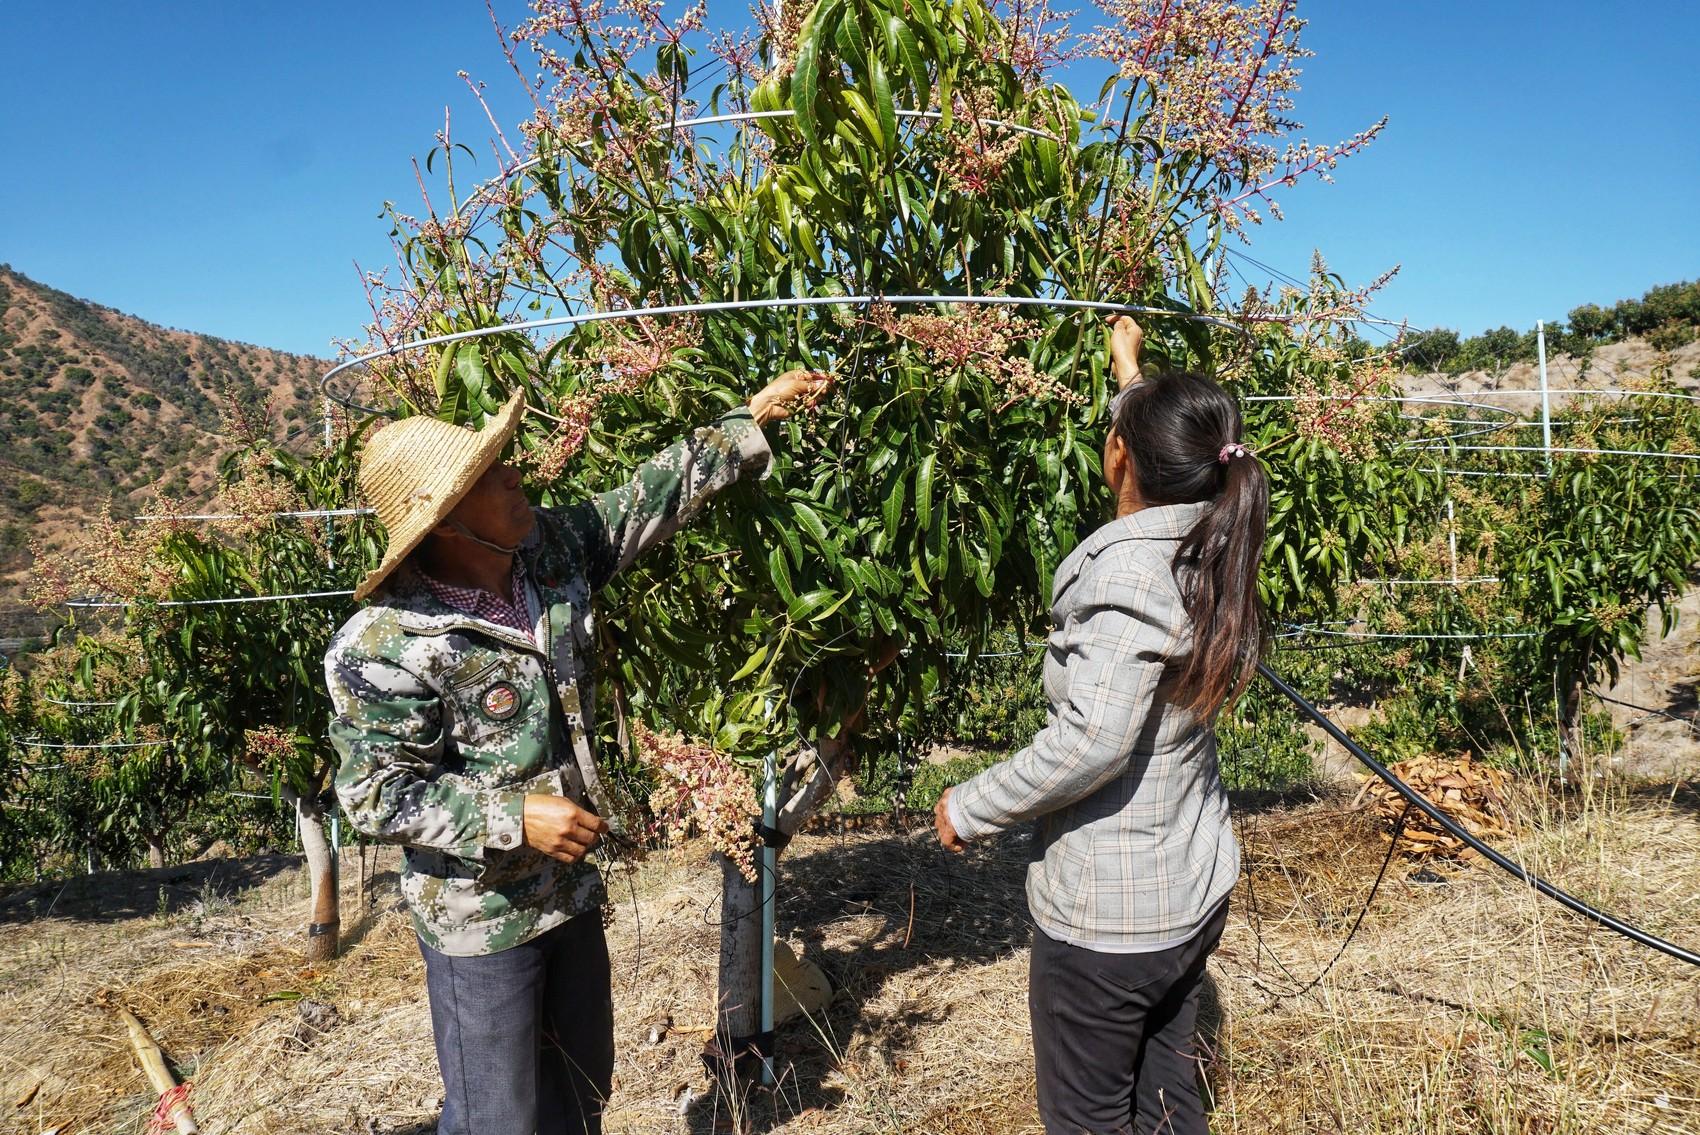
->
xmin=0 ymin=266 xmax=326 ymax=641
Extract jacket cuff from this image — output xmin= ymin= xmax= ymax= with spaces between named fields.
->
xmin=485 ymin=769 xmax=566 ymax=853
xmin=947 ymin=781 xmax=998 ymax=842
xmin=719 ymin=407 xmax=774 ymax=481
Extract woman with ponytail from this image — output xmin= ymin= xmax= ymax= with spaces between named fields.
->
xmin=936 ymin=316 xmax=1267 ymax=1135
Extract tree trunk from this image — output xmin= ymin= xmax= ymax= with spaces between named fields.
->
xmin=714 ymin=856 xmax=763 ymax=1051
xmin=713 ymin=737 xmax=853 ymax=1068
xmin=282 ymin=787 xmax=340 ymax=962
xmin=1556 ymin=645 xmax=1594 ymax=783
xmin=145 ymin=835 xmax=166 ymax=870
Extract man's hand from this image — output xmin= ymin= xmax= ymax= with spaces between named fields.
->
xmin=749 ymin=368 xmax=835 ymax=427
xmin=1109 ymin=315 xmax=1144 ymax=389
xmin=522 ymin=794 xmax=609 ymax=864
xmin=935 ymin=787 xmax=966 ymax=854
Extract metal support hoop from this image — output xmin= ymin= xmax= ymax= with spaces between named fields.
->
xmin=453 ymin=107 xmax=1061 ymax=215
xmin=20 ymin=738 xmax=168 ymax=750
xmin=1243 ymin=393 xmax=1523 ymax=446
xmin=1439 ymin=387 xmax=1700 ymax=406
xmin=67 ymin=589 xmax=355 ymax=610
xmin=1409 ymin=444 xmax=1700 ymax=463
xmin=1353 ymin=576 xmax=1502 ymax=587
xmin=1244 ymin=394 xmax=1520 ymax=415
xmin=322 ymin=295 xmax=1250 ymax=418
xmin=135 ymin=508 xmax=373 ymax=522
xmin=1277 ymin=621 xmax=1539 ymax=642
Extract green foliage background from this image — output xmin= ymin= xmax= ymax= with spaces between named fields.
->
xmin=4 ymin=1 xmax=1700 ymax=877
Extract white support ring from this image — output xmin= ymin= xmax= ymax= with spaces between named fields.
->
xmin=323 ymin=294 xmax=1250 ymax=417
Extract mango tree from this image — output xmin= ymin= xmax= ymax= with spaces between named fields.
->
xmin=32 ymin=423 xmax=376 ymax=959
xmin=352 ymin=0 xmax=1397 ymax=1051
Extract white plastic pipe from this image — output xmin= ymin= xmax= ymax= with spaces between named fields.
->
xmin=1537 ymin=320 xmax=1553 ymax=477
xmin=759 ymin=729 xmax=778 ymax=1085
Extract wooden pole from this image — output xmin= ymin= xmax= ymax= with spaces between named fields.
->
xmin=119 ymin=1007 xmax=199 ymax=1134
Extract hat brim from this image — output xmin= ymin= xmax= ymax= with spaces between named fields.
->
xmin=354 ymin=392 xmax=527 ymax=602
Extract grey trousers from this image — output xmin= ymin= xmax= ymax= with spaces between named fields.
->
xmin=419 ymin=911 xmax=615 ymax=1135
xmin=1029 ymin=901 xmax=1229 ymax=1135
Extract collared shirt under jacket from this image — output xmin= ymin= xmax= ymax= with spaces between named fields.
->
xmin=948 ymin=501 xmax=1240 ymax=951
xmin=325 ymin=409 xmax=771 ymax=956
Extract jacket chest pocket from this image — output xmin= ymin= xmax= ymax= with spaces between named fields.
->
xmin=442 ymin=653 xmax=547 ymax=778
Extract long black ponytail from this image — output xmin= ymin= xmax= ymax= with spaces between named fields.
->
xmin=1111 ymin=371 xmax=1269 ymax=716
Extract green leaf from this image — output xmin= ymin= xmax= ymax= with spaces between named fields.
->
xmin=767 ymin=546 xmax=796 ymax=604
xmin=791 ymin=0 xmax=839 ymax=147
xmin=834 ymin=7 xmax=869 ymax=64
xmin=787 ymin=589 xmax=841 ymax=623
xmin=729 ymin=642 xmax=771 ymax=682
xmin=791 ymin=500 xmax=832 ymax=550
xmin=869 ymin=57 xmax=898 ymax=156
xmin=915 ymin=452 xmax=937 ymax=531
xmin=842 ymin=86 xmax=885 ymax=150
xmin=882 ymin=470 xmax=906 ymax=539
xmin=884 ymin=16 xmax=928 ymax=111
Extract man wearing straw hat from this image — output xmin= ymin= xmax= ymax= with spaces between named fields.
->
xmin=325 ymin=370 xmax=829 ymax=1135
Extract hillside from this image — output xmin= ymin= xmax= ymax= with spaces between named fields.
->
xmin=0 ymin=267 xmax=326 ymax=644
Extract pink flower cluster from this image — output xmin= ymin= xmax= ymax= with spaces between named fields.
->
xmin=1237 ymin=254 xmax=1401 ymax=337
xmin=242 ymin=726 xmax=297 ymax=769
xmin=751 ymin=0 xmax=805 ymax=68
xmin=520 ymin=395 xmax=597 ymax=483
xmin=1290 ymin=354 xmax=1396 ymax=461
xmin=872 ymin=303 xmax=1084 ymax=411
xmin=1213 ymin=119 xmax=1387 ymax=234
xmin=1090 ymin=0 xmax=1308 ymax=170
xmin=517 ymin=0 xmax=706 ymax=157
xmin=938 ymin=87 xmax=1026 ymax=197
xmin=517 ymin=0 xmax=706 ymax=66
xmin=28 ymin=506 xmax=178 ymax=610
xmin=215 ymin=451 xmax=308 ymax=540
xmin=634 ymin=722 xmax=760 ymax=881
xmin=593 ymin=314 xmax=700 ymax=389
xmin=994 ymin=0 xmax=1083 ymax=83
xmin=218 ymin=387 xmax=280 ymax=449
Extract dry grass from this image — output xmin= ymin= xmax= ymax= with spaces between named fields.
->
xmin=3 ymin=768 xmax=1697 ymax=1135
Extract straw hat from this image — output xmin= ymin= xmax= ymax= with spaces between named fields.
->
xmin=354 ymin=391 xmax=526 ymax=602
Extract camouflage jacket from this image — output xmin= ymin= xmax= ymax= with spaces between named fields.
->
xmin=327 ymin=409 xmax=771 ymax=956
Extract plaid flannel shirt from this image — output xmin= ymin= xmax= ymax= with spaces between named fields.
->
xmin=948 ymin=502 xmax=1240 ymax=950
xmin=420 ymin=560 xmax=534 ymax=639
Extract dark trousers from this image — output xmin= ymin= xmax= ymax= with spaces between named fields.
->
xmin=1029 ymin=901 xmax=1229 ymax=1135
xmin=419 ymin=911 xmax=615 ymax=1135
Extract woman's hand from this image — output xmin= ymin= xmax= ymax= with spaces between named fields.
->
xmin=935 ymin=787 xmax=966 ymax=854
xmin=749 ymin=369 xmax=835 ymax=427
xmin=1109 ymin=315 xmax=1144 ymax=389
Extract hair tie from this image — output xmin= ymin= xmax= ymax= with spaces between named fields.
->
xmin=1217 ymin=442 xmax=1250 ymax=464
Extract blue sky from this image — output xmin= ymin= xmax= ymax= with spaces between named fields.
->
xmin=1 ymin=1 xmax=1694 ymax=358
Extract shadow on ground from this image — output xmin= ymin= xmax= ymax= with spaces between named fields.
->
xmin=1628 ymin=778 xmax=1700 ymax=817
xmin=684 ymin=823 xmax=1035 ymax=1132
xmin=676 ymin=784 xmax=1417 ymax=1132
xmin=0 ymin=853 xmax=299 ymax=925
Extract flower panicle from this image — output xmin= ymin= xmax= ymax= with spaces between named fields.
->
xmin=27 ymin=504 xmax=178 ymax=611
xmin=634 ymin=722 xmax=760 ymax=882
xmin=872 ymin=302 xmax=1084 ymax=410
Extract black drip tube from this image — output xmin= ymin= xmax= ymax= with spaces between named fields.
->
xmin=1256 ymin=662 xmax=1700 ymax=969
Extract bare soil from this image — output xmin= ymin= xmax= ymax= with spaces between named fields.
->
xmin=4 ymin=753 xmax=1698 ymax=1135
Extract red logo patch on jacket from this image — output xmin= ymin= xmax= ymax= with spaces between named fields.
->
xmin=481 ymin=682 xmax=521 ymax=720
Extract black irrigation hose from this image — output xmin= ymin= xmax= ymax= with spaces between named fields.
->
xmin=1256 ymin=661 xmax=1700 ymax=969
xmin=1241 ymin=798 xmax=1414 ymax=1002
